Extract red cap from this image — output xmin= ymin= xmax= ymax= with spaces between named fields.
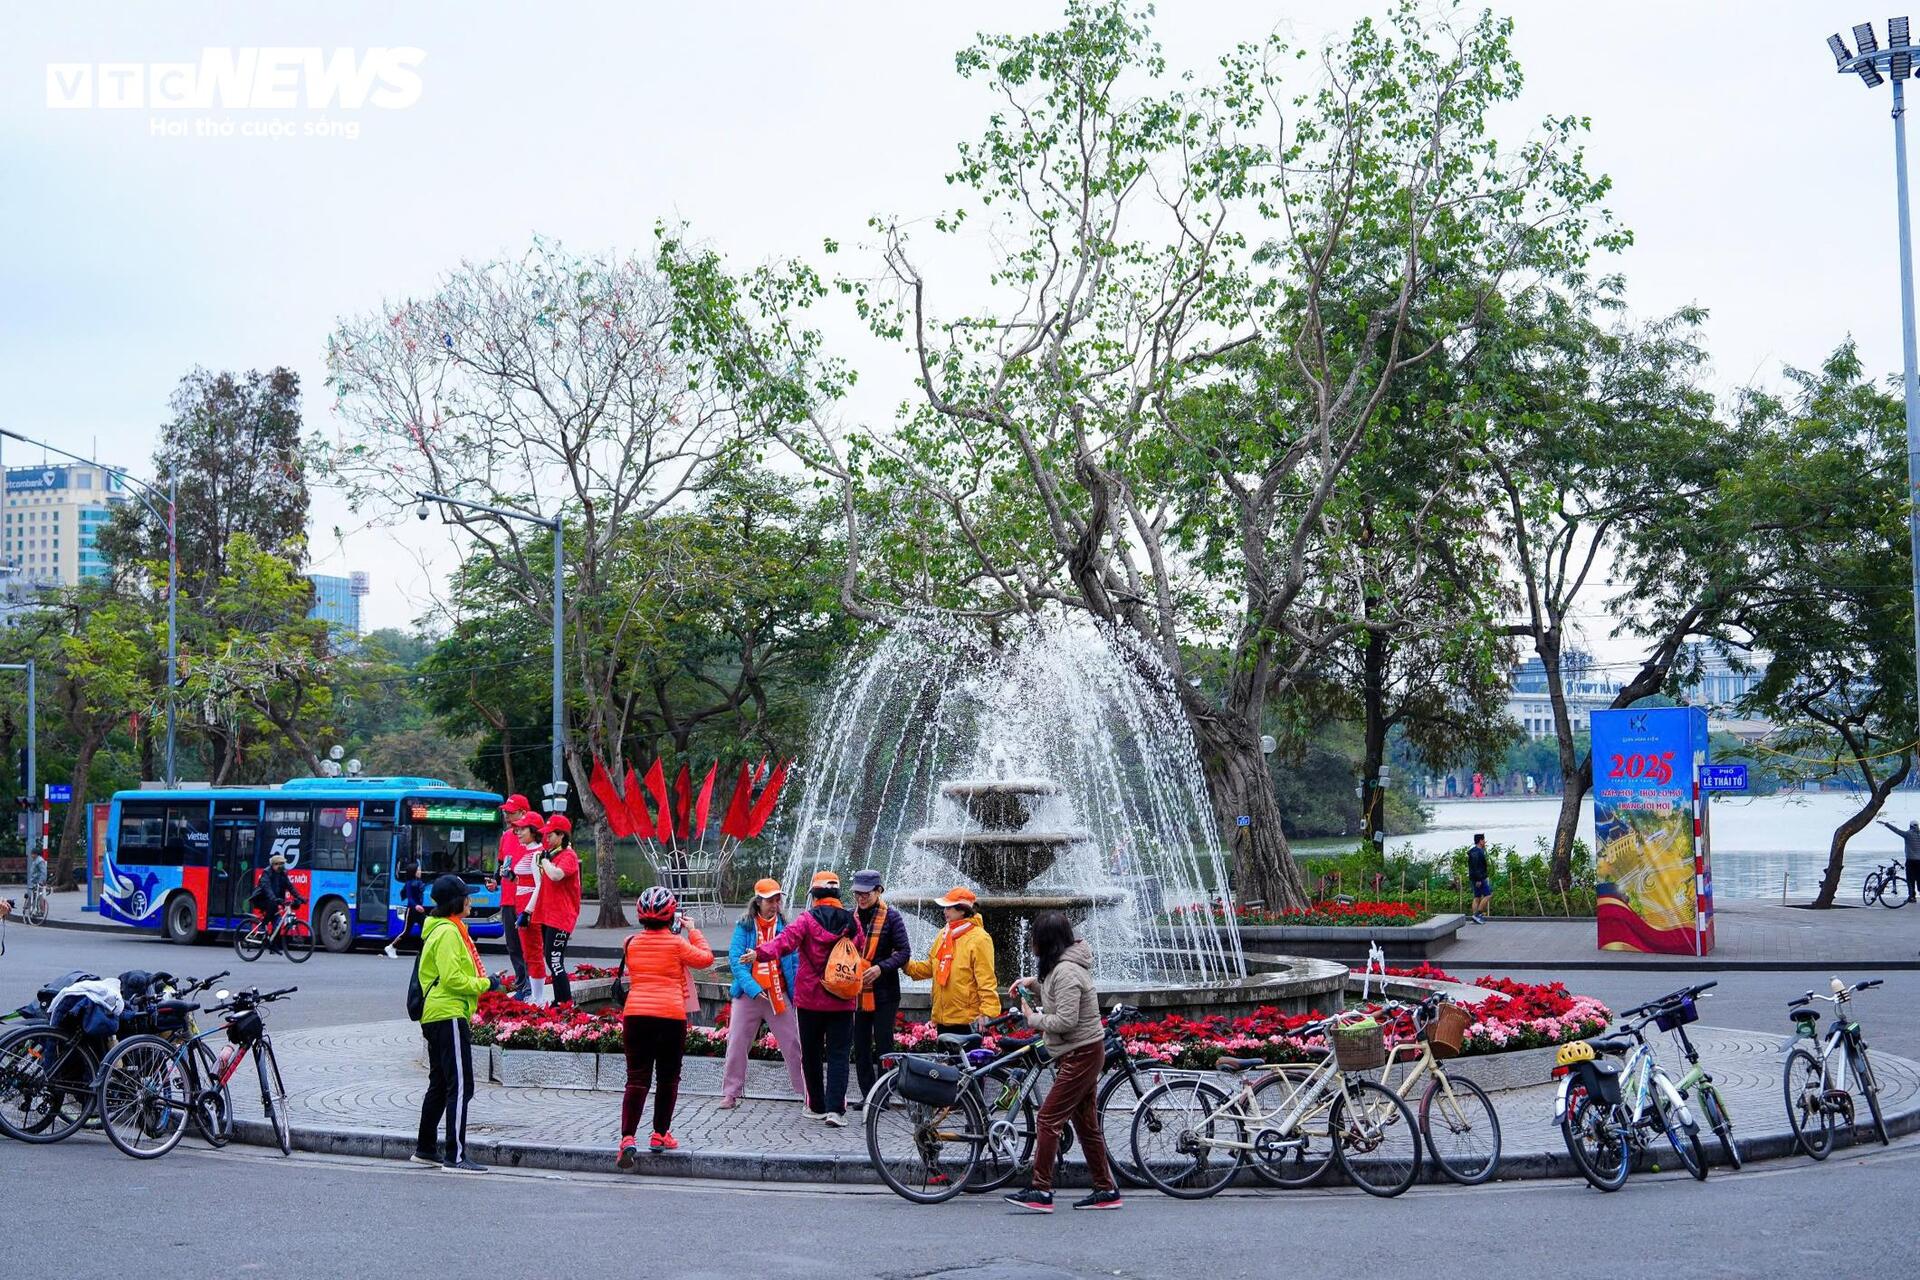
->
xmin=542 ymin=813 xmax=573 ymax=835
xmin=499 ymin=794 xmax=530 ymax=814
xmin=510 ymin=811 xmax=544 ymax=830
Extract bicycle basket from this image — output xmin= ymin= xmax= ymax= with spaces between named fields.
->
xmin=894 ymin=1054 xmax=964 ymax=1107
xmin=226 ymin=1009 xmax=264 ymax=1047
xmin=1652 ymin=995 xmax=1698 ymax=1033
xmin=1420 ymin=1002 xmax=1472 ymax=1060
xmin=1331 ymin=1020 xmax=1387 ymax=1072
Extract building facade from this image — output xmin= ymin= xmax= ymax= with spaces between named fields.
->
xmin=307 ymin=571 xmax=368 ymax=637
xmin=3 ymin=464 xmax=127 ymax=586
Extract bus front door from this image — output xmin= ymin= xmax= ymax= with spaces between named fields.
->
xmin=209 ymin=824 xmax=259 ymax=925
xmin=357 ymin=825 xmax=398 ymax=935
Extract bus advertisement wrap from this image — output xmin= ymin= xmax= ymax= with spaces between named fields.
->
xmin=1590 ymin=707 xmax=1714 ymax=955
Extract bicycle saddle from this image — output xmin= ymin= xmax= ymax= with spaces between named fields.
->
xmin=1214 ymin=1056 xmax=1267 ymax=1072
xmin=1586 ymin=1036 xmax=1633 ymax=1056
xmin=936 ymin=1032 xmax=983 ymax=1052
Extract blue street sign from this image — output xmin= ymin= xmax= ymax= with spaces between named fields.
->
xmin=1235 ymin=815 xmax=1251 ymax=827
xmin=44 ymin=783 xmax=72 ymax=803
xmin=1700 ymin=764 xmax=1748 ymax=793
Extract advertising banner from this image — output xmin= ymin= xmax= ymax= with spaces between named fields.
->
xmin=1590 ymin=706 xmax=1714 ymax=955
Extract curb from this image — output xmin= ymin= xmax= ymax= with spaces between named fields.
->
xmin=227 ymin=1088 xmax=1920 ymax=1189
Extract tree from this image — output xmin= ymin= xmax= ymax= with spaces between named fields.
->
xmin=1726 ymin=342 xmax=1915 ymax=907
xmin=825 ymin=2 xmax=1619 ymax=907
xmin=41 ymin=588 xmax=154 ymax=883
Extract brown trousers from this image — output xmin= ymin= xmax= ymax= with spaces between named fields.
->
xmin=1031 ymin=1039 xmax=1114 ymax=1193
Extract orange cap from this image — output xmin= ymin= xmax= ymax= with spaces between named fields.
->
xmin=752 ymin=878 xmax=783 ymax=899
xmin=934 ymin=886 xmax=978 ymax=909
xmin=809 ymin=870 xmax=841 ymax=890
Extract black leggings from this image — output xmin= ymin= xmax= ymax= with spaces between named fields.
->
xmin=620 ymin=1015 xmax=686 ymax=1137
xmin=418 ymin=1017 xmax=474 ymax=1163
xmin=542 ymin=926 xmax=572 ymax=1003
xmin=796 ymin=1008 xmax=854 ymax=1115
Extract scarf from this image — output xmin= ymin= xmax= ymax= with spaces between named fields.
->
xmin=752 ymin=914 xmax=787 ymax=1015
xmin=452 ymin=917 xmax=484 ymax=980
xmin=933 ymin=919 xmax=974 ymax=987
xmin=859 ymin=902 xmax=888 ymax=1012
xmin=812 ymin=896 xmax=844 ymax=910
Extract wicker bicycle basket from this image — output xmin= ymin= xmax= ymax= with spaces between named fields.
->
xmin=1332 ymin=1022 xmax=1387 ymax=1071
xmin=1421 ymin=1002 xmax=1472 ymax=1060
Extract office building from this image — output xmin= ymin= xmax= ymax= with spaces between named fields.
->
xmin=3 ymin=464 xmax=128 ymax=586
xmin=308 ymin=571 xmax=369 ymax=637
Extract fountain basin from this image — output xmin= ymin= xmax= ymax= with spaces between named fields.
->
xmin=940 ymin=778 xmax=1059 ymax=829
xmin=905 ymin=831 xmax=1090 ymax=892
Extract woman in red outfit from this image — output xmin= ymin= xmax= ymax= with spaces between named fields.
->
xmin=531 ymin=814 xmax=583 ymax=1004
xmin=616 ymin=886 xmax=713 ymax=1165
xmin=510 ymin=811 xmax=548 ymax=1002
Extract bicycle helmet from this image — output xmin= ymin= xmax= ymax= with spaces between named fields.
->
xmin=637 ymin=885 xmax=678 ymax=923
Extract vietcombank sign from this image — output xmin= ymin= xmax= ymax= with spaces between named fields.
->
xmin=1590 ymin=707 xmax=1715 ymax=956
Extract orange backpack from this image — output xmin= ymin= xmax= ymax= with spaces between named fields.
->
xmin=822 ymin=931 xmax=867 ymax=1001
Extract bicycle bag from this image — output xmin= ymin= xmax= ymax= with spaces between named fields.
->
xmin=226 ymin=1009 xmax=264 ymax=1047
xmin=1573 ymin=1058 xmax=1623 ymax=1108
xmin=895 ymin=1054 xmax=964 ymax=1107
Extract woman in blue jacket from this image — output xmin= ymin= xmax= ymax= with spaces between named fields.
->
xmin=720 ymin=879 xmax=808 ymax=1109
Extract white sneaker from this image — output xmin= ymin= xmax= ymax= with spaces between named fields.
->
xmin=383 ymin=945 xmax=398 ymax=958
xmin=824 ymin=1112 xmax=847 ymax=1127
xmin=802 ymin=1109 xmax=827 ymax=1120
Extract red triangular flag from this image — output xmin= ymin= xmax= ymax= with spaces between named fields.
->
xmin=721 ymin=761 xmax=754 ymax=838
xmin=590 ymin=759 xmax=633 ymax=838
xmin=692 ymin=763 xmax=719 ymax=839
xmin=621 ymin=765 xmax=652 ymax=841
xmin=645 ymin=759 xmax=673 ymax=841
xmin=744 ymin=760 xmax=791 ymax=838
xmin=673 ymin=764 xmax=693 ymax=841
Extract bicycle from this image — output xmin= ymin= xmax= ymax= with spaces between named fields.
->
xmin=0 ymin=1017 xmax=105 ymax=1143
xmin=236 ymin=901 xmax=313 ymax=963
xmin=20 ymin=884 xmax=49 ymax=926
xmin=1861 ymin=860 xmax=1909 ymax=909
xmin=90 ymin=970 xmax=232 ymax=1157
xmin=1128 ymin=1009 xmax=1424 ymax=1199
xmin=1783 ymin=976 xmax=1890 ymax=1158
xmin=1658 ymin=982 xmax=1741 ymax=1170
xmin=1553 ymin=990 xmax=1707 ymax=1191
xmin=1373 ymin=995 xmax=1502 ymax=1185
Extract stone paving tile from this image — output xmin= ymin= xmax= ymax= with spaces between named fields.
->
xmin=1439 ymin=900 xmax=1920 ymax=968
xmin=232 ymin=1019 xmax=1920 ymax=1165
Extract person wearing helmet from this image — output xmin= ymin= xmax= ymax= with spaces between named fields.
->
xmin=752 ymin=870 xmax=866 ymax=1125
xmin=905 ymin=886 xmax=1000 ymax=1034
xmin=720 ymin=879 xmax=807 ymax=1110
xmin=615 ymin=885 xmax=714 ymax=1167
xmin=531 ymin=814 xmax=582 ymax=1004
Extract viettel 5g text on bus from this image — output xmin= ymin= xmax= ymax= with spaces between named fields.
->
xmin=95 ymin=776 xmax=507 ymax=952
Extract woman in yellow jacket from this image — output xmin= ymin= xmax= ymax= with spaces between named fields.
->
xmin=904 ymin=886 xmax=1000 ymax=1034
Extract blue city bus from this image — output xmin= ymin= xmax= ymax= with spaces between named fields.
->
xmin=96 ymin=776 xmax=507 ymax=952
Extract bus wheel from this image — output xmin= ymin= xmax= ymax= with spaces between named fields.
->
xmin=161 ymin=893 xmax=200 ymax=945
xmin=316 ymin=898 xmax=353 ymax=954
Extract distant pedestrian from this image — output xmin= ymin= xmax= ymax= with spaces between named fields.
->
xmin=1003 ymin=912 xmax=1121 ymax=1213
xmin=753 ymin=870 xmax=866 ymax=1126
xmin=1875 ymin=819 xmax=1920 ymax=902
xmin=511 ymin=811 xmax=548 ymax=1003
xmin=849 ymin=868 xmax=911 ymax=1110
xmin=721 ymin=879 xmax=808 ymax=1110
xmin=1468 ymin=834 xmax=1492 ymax=923
xmin=531 ymin=815 xmax=582 ymax=1004
xmin=415 ymin=874 xmax=502 ymax=1173
xmin=904 ymin=887 xmax=1000 ymax=1034
xmin=615 ymin=887 xmax=714 ymax=1166
xmin=493 ymin=795 xmax=535 ymax=998
xmin=383 ymin=862 xmax=428 ymax=957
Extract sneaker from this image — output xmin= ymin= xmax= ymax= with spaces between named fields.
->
xmin=1073 ymin=1189 xmax=1123 ymax=1211
xmin=801 ymin=1109 xmax=827 ymax=1120
xmin=383 ymin=945 xmax=398 ymax=959
xmin=824 ymin=1112 xmax=847 ymax=1127
xmin=650 ymin=1131 xmax=678 ymax=1151
xmin=617 ymin=1136 xmax=638 ymax=1170
xmin=1004 ymin=1188 xmax=1054 ymax=1213
xmin=717 ymin=1097 xmax=741 ymax=1111
xmin=439 ymin=1158 xmax=489 ymax=1174
xmin=409 ymin=1151 xmax=440 ymax=1167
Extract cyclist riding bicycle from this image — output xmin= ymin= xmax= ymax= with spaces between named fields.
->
xmin=249 ymin=853 xmax=303 ymax=948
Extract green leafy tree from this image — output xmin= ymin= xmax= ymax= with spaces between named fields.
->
xmin=43 ymin=588 xmax=155 ymax=882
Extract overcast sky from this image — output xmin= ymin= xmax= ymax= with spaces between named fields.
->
xmin=0 ymin=1 xmax=1901 ymax=655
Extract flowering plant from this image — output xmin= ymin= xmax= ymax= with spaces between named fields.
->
xmin=569 ymin=963 xmax=621 ymax=980
xmin=1165 ymin=899 xmax=1428 ymax=928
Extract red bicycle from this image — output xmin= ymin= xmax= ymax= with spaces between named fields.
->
xmin=235 ymin=900 xmax=312 ymax=964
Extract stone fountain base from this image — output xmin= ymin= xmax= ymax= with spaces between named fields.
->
xmin=889 ymin=891 xmax=1126 ymax=974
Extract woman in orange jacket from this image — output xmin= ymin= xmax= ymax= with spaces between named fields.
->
xmin=616 ymin=885 xmax=713 ymax=1166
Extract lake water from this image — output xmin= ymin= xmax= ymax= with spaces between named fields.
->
xmin=1298 ymin=792 xmax=1920 ymax=902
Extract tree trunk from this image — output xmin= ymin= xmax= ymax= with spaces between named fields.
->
xmin=1360 ymin=624 xmax=1389 ymax=850
xmin=52 ymin=738 xmax=102 ymax=886
xmin=1192 ymin=712 xmax=1311 ymax=911
xmin=1812 ymin=753 xmax=1912 ymax=908
xmin=565 ymin=739 xmax=627 ymax=929
xmin=1549 ymin=757 xmax=1592 ymax=892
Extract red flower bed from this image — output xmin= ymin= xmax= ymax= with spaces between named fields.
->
xmin=1167 ymin=899 xmax=1428 ymax=928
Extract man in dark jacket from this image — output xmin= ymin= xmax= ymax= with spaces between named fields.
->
xmin=850 ymin=868 xmax=913 ymax=1109
xmin=1467 ymin=834 xmax=1491 ymax=923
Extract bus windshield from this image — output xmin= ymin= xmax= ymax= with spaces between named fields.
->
xmin=407 ymin=801 xmax=498 ymax=879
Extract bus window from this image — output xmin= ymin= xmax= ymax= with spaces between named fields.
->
xmin=312 ymin=806 xmax=360 ymax=872
xmin=412 ymin=822 xmax=491 ymax=879
xmin=120 ymin=801 xmax=209 ymax=867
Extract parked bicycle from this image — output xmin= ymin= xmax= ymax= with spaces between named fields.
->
xmin=1373 ymin=995 xmax=1502 ymax=1185
xmin=1554 ymin=988 xmax=1708 ymax=1191
xmin=235 ymin=901 xmax=313 ymax=964
xmin=1783 ymin=976 xmax=1890 ymax=1158
xmin=1861 ymin=860 xmax=1909 ymax=909
xmin=20 ymin=884 xmax=49 ymax=927
xmin=1128 ymin=1008 xmax=1424 ymax=1199
xmin=1657 ymin=982 xmax=1741 ymax=1170
xmin=93 ymin=971 xmax=237 ymax=1158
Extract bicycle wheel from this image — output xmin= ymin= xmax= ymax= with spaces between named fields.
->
xmin=235 ymin=922 xmax=266 ymax=963
xmin=257 ymin=1041 xmax=291 ymax=1155
xmin=1850 ymin=1043 xmax=1890 ymax=1146
xmin=98 ymin=1035 xmax=191 ymax=1159
xmin=1861 ymin=871 xmax=1882 ymax=907
xmin=189 ymin=1041 xmax=232 ymax=1147
xmin=1698 ymin=1085 xmax=1740 ymax=1170
xmin=1420 ymin=1072 xmax=1501 ymax=1185
xmin=1562 ymin=1091 xmax=1630 ymax=1191
xmin=1783 ymin=1046 xmax=1835 ymax=1160
xmin=282 ymin=920 xmax=314 ymax=963
xmin=1330 ymin=1079 xmax=1423 ymax=1198
xmin=1246 ymin=1072 xmax=1335 ymax=1188
xmin=964 ymin=1067 xmax=1037 ymax=1193
xmin=1129 ymin=1077 xmax=1243 ymax=1200
xmin=1653 ymin=1091 xmax=1706 ymax=1181
xmin=862 ymin=1070 xmax=985 ymax=1204
xmin=22 ymin=890 xmax=47 ymax=926
xmin=0 ymin=1027 xmax=98 ymax=1144
xmin=1877 ymin=867 xmax=1909 ymax=908
xmin=1095 ymin=1067 xmax=1153 ymax=1188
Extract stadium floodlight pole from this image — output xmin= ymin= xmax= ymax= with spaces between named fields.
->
xmin=1832 ymin=19 xmax=1920 ymax=735
xmin=0 ymin=428 xmax=178 ymax=786
xmin=417 ymin=491 xmax=565 ymax=802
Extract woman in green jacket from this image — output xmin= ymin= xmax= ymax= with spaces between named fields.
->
xmin=416 ymin=874 xmax=498 ymax=1172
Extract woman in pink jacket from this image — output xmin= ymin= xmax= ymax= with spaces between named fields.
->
xmin=753 ymin=871 xmax=865 ymax=1125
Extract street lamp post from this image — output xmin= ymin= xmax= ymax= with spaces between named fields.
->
xmin=1831 ymin=18 xmax=1920 ymax=734
xmin=0 ymin=429 xmax=178 ymax=786
xmin=418 ymin=492 xmax=566 ymax=808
